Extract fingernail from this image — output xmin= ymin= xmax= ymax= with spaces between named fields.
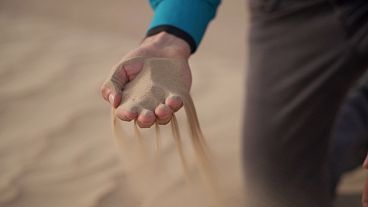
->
xmin=109 ymin=94 xmax=114 ymax=104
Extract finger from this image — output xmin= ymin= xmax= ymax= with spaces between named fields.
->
xmin=124 ymin=59 xmax=144 ymax=81
xmin=165 ymin=95 xmax=183 ymax=112
xmin=106 ymin=59 xmax=144 ymax=107
xmin=108 ymin=62 xmax=130 ymax=107
xmin=116 ymin=104 xmax=139 ymax=121
xmin=100 ymin=81 xmax=123 ymax=108
xmin=137 ymin=109 xmax=155 ymax=128
xmin=100 ymin=61 xmax=128 ymax=108
xmin=155 ymin=104 xmax=173 ymax=125
xmin=100 ymin=83 xmax=111 ymax=102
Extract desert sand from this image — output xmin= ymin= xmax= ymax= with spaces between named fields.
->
xmin=0 ymin=0 xmax=364 ymax=207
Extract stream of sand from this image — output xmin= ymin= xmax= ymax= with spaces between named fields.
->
xmin=111 ymin=57 xmax=223 ymax=206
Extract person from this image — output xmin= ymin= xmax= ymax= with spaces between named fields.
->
xmin=100 ymin=0 xmax=368 ymax=206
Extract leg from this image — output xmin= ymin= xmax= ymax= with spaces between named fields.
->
xmin=329 ymin=73 xmax=368 ymax=194
xmin=243 ymin=0 xmax=368 ymax=206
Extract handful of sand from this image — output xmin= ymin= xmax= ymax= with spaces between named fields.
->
xmin=110 ymin=57 xmax=222 ymax=205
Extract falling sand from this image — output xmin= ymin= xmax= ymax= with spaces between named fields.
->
xmin=111 ymin=57 xmax=223 ymax=206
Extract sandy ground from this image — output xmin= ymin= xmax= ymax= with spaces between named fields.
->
xmin=0 ymin=0 xmax=364 ymax=206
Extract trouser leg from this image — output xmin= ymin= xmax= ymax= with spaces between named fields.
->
xmin=329 ymin=74 xmax=368 ymax=193
xmin=327 ymin=0 xmax=368 ymax=193
xmin=243 ymin=1 xmax=368 ymax=206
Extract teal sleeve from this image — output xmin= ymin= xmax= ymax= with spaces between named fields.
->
xmin=148 ymin=0 xmax=221 ymax=52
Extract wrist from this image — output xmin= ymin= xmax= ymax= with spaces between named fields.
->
xmin=141 ymin=32 xmax=191 ymax=59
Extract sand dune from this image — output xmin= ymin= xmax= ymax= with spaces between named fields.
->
xmin=0 ymin=0 xmax=364 ymax=206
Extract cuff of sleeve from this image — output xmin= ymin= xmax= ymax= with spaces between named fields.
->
xmin=146 ymin=25 xmax=197 ymax=53
xmin=148 ymin=0 xmax=220 ymax=54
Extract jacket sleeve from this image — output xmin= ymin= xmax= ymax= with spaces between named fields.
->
xmin=147 ymin=0 xmax=221 ymax=53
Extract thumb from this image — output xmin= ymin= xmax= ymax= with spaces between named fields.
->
xmin=100 ymin=57 xmax=145 ymax=108
xmin=100 ymin=62 xmax=128 ymax=108
xmin=100 ymin=80 xmax=123 ymax=108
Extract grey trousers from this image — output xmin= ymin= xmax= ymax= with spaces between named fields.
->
xmin=243 ymin=0 xmax=368 ymax=206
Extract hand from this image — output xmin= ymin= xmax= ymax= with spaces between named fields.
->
xmin=100 ymin=32 xmax=192 ymax=128
xmin=362 ymin=154 xmax=368 ymax=207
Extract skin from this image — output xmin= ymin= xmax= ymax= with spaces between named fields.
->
xmin=100 ymin=32 xmax=192 ymax=128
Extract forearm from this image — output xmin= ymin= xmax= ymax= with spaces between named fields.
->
xmin=147 ymin=0 xmax=221 ymax=53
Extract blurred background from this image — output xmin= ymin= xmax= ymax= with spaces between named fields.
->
xmin=0 ymin=0 xmax=364 ymax=206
